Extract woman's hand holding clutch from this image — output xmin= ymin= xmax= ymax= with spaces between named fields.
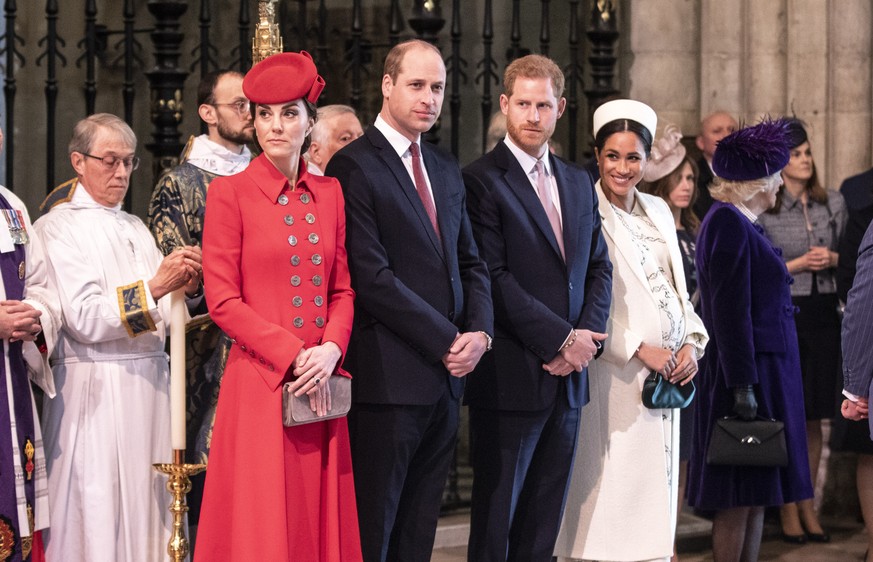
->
xmin=668 ymin=344 xmax=698 ymax=385
xmin=287 ymin=342 xmax=342 ymax=416
xmin=635 ymin=343 xmax=676 ymax=375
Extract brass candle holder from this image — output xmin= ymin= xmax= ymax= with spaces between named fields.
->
xmin=153 ymin=449 xmax=206 ymax=562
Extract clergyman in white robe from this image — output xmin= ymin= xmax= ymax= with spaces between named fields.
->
xmin=36 ymin=182 xmax=176 ymax=561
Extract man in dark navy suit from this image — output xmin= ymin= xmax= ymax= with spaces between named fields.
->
xmin=325 ymin=39 xmax=493 ymax=562
xmin=462 ymin=54 xmax=612 ymax=561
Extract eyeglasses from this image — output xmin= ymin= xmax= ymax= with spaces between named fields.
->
xmin=212 ymin=100 xmax=251 ymax=117
xmin=81 ymin=152 xmax=140 ymax=171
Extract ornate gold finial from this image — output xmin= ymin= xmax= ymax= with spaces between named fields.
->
xmin=597 ymin=0 xmax=615 ymax=23
xmin=252 ymin=0 xmax=284 ymax=64
xmin=24 ymin=438 xmax=35 ymax=481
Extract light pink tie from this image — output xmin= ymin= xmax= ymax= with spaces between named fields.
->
xmin=535 ymin=159 xmax=565 ymax=260
xmin=409 ymin=142 xmax=440 ymax=240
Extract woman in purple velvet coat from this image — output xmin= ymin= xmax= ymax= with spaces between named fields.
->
xmin=687 ymin=118 xmax=813 ymax=562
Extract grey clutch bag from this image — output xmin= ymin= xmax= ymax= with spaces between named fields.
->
xmin=282 ymin=375 xmax=352 ymax=426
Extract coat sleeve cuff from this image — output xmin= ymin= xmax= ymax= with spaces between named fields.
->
xmin=116 ymin=280 xmax=158 ymax=338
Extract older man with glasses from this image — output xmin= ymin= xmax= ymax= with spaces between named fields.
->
xmin=36 ymin=113 xmax=204 ymax=561
xmin=146 ymin=70 xmax=254 ymax=536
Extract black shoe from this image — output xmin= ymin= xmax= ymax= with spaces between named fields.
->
xmin=804 ymin=530 xmax=830 ymax=543
xmin=800 ymin=520 xmax=830 ymax=543
xmin=780 ymin=532 xmax=807 ymax=544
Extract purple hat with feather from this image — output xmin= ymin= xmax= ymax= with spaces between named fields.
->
xmin=711 ymin=118 xmax=792 ymax=181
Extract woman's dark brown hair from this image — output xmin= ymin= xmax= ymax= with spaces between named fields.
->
xmin=639 ymin=155 xmax=701 ymax=235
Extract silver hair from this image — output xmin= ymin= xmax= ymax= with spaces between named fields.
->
xmin=309 ymin=104 xmax=358 ymax=146
xmin=68 ymin=113 xmax=136 ymax=156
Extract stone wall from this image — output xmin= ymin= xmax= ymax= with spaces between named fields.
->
xmin=622 ymin=0 xmax=873 ymax=519
xmin=623 ymin=0 xmax=873 ymax=190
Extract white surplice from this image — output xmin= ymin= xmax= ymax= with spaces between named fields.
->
xmin=35 ymin=184 xmax=173 ymax=562
xmin=0 ymin=184 xmax=59 ymax=545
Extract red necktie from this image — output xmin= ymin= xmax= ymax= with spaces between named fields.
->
xmin=409 ymin=142 xmax=440 ymax=240
xmin=535 ymin=159 xmax=565 ymax=260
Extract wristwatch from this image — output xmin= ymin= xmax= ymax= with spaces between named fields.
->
xmin=478 ymin=331 xmax=493 ymax=352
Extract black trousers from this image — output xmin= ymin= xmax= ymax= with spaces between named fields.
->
xmin=348 ymin=389 xmax=459 ymax=562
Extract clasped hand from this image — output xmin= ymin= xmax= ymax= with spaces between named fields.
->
xmin=543 ymin=329 xmax=608 ymax=377
xmin=149 ymin=245 xmax=203 ymax=301
xmin=442 ymin=332 xmax=488 ymax=377
xmin=799 ymin=246 xmax=833 ymax=272
xmin=287 ymin=342 xmax=342 ymax=417
xmin=0 ymin=300 xmax=42 ymax=342
xmin=842 ymin=397 xmax=869 ymax=421
xmin=636 ymin=342 xmax=698 ymax=385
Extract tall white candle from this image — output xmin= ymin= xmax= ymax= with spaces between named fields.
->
xmin=170 ymin=289 xmax=187 ymax=451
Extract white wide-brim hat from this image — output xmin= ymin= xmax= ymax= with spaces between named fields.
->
xmin=592 ymin=99 xmax=658 ymax=140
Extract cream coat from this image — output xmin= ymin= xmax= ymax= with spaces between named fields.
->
xmin=555 ymin=185 xmax=708 ymax=562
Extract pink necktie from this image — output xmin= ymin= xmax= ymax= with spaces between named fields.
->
xmin=409 ymin=142 xmax=440 ymax=240
xmin=535 ymin=159 xmax=564 ymax=260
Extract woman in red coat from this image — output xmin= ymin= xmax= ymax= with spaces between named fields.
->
xmin=195 ymin=52 xmax=362 ymax=561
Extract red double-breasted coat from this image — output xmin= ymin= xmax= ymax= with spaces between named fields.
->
xmin=195 ymin=154 xmax=361 ymax=561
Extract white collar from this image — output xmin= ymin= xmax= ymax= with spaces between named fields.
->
xmin=185 ymin=134 xmax=251 ymax=176
xmin=71 ymin=180 xmax=123 ymax=212
xmin=733 ymin=202 xmax=759 ymax=223
xmin=503 ymin=136 xmax=550 ymax=176
xmin=306 ymin=160 xmax=324 ymax=176
xmin=374 ymin=114 xmax=421 ymax=158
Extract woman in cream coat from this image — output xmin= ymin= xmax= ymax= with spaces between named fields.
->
xmin=555 ymin=100 xmax=708 ymax=562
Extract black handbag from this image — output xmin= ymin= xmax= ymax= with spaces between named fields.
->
xmin=706 ymin=416 xmax=788 ymax=467
xmin=641 ymin=371 xmax=695 ymax=409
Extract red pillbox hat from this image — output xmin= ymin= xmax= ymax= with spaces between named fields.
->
xmin=243 ymin=51 xmax=325 ymax=105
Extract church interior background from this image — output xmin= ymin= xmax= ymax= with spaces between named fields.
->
xmin=1 ymin=0 xmax=871 ymax=516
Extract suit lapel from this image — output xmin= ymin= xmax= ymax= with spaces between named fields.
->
xmin=551 ymin=156 xmax=580 ymax=268
xmin=369 ymin=128 xmax=445 ymax=258
xmin=595 ymin=182 xmax=650 ymax=291
xmin=497 ymin=144 xmax=564 ymax=261
xmin=422 ymin=145 xmax=449 ymax=262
